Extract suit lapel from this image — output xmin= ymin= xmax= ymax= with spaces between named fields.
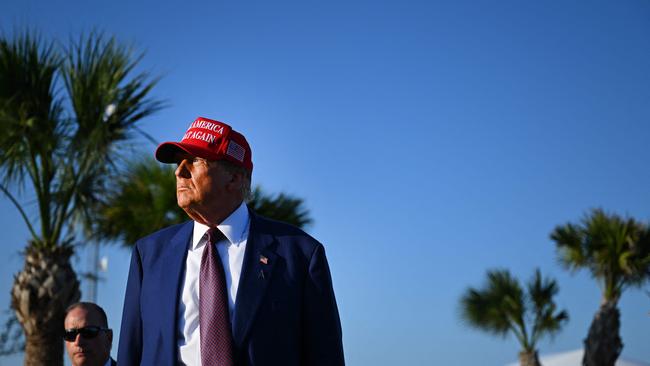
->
xmin=159 ymin=221 xmax=193 ymax=362
xmin=232 ymin=212 xmax=277 ymax=347
xmin=157 ymin=216 xmax=277 ymax=350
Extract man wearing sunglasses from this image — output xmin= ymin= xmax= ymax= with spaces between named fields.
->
xmin=64 ymin=302 xmax=116 ymax=366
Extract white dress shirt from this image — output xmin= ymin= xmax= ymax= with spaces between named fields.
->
xmin=177 ymin=202 xmax=250 ymax=366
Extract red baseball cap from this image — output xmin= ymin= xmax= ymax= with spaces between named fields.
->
xmin=155 ymin=117 xmax=253 ymax=171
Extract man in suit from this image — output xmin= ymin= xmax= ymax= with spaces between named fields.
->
xmin=117 ymin=117 xmax=344 ymax=366
xmin=64 ymin=302 xmax=117 ymax=366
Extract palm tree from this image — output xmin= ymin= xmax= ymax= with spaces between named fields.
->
xmin=0 ymin=31 xmax=161 ymax=365
xmin=0 ymin=32 xmax=73 ymax=366
xmin=550 ymin=209 xmax=650 ymax=366
xmin=460 ymin=269 xmax=569 ymax=366
xmin=92 ymin=157 xmax=313 ymax=246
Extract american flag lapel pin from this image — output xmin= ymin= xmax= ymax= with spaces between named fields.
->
xmin=259 ymin=255 xmax=268 ymax=265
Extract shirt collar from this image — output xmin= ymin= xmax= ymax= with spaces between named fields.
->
xmin=191 ymin=202 xmax=250 ymax=250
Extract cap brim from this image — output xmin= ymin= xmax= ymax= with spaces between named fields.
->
xmin=155 ymin=142 xmax=219 ymax=163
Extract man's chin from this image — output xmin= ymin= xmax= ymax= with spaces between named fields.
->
xmin=72 ymin=352 xmax=90 ymax=365
xmin=177 ymin=196 xmax=194 ymax=210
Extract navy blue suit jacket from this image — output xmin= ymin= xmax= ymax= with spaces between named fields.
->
xmin=117 ymin=210 xmax=344 ymax=366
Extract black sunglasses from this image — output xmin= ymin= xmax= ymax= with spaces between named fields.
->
xmin=63 ymin=326 xmax=111 ymax=342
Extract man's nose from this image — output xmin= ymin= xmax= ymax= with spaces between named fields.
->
xmin=73 ymin=333 xmax=83 ymax=345
xmin=175 ymin=159 xmax=191 ymax=178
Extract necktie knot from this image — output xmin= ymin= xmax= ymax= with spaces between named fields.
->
xmin=207 ymin=227 xmax=227 ymax=246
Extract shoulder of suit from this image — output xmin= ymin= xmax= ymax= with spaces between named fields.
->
xmin=251 ymin=213 xmax=324 ymax=252
xmin=252 ymin=213 xmax=313 ymax=239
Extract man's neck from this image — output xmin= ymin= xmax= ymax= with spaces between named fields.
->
xmin=185 ymin=200 xmax=244 ymax=226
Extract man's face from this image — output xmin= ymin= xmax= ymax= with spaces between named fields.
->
xmin=174 ymin=154 xmax=237 ymax=222
xmin=64 ymin=307 xmax=112 ymax=366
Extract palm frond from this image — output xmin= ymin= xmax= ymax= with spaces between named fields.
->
xmin=459 ymin=269 xmax=526 ymax=339
xmin=248 ymin=186 xmax=312 ymax=229
xmin=0 ymin=31 xmax=66 ymax=243
xmin=92 ymin=157 xmax=184 ymax=245
xmin=60 ymin=32 xmax=164 ymax=232
xmin=0 ymin=32 xmax=62 ymax=186
xmin=527 ymin=268 xmax=569 ymax=345
xmin=550 ymin=222 xmax=586 ymax=271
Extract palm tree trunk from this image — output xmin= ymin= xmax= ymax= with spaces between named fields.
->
xmin=24 ymin=328 xmax=65 ymax=366
xmin=11 ymin=245 xmax=80 ymax=366
xmin=519 ymin=350 xmax=541 ymax=366
xmin=582 ymin=300 xmax=623 ymax=366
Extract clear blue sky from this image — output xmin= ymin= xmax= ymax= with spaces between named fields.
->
xmin=1 ymin=0 xmax=650 ymax=365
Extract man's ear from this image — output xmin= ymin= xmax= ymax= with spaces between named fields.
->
xmin=107 ymin=330 xmax=113 ymax=350
xmin=227 ymin=171 xmax=244 ymax=190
